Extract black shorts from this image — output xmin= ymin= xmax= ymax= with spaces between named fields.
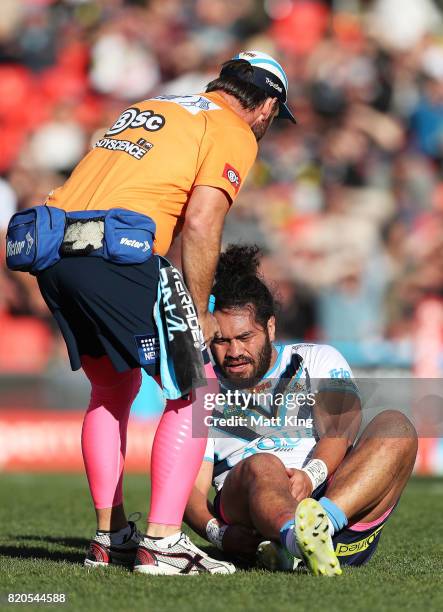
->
xmin=309 ymin=479 xmax=395 ymax=566
xmin=37 ymin=255 xmax=160 ymax=376
xmin=328 ymin=509 xmax=394 ymax=566
xmin=213 ymin=489 xmax=395 ymax=567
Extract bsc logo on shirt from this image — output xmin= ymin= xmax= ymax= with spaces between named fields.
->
xmin=106 ymin=107 xmax=165 ymax=136
xmin=223 ymin=163 xmax=241 ymax=193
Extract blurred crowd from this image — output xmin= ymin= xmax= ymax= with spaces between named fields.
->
xmin=2 ymin=0 xmax=443 ymax=373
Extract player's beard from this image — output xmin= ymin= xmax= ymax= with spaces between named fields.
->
xmin=251 ymin=101 xmax=278 ymax=141
xmin=218 ymin=331 xmax=273 ymax=390
xmin=251 ymin=113 xmax=274 ymax=142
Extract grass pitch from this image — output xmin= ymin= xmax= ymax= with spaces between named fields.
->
xmin=0 ymin=474 xmax=442 ymax=612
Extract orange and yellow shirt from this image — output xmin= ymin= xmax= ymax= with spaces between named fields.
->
xmin=48 ymin=92 xmax=258 ymax=255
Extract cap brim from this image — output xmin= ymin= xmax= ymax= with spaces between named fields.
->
xmin=278 ymin=102 xmax=297 ymax=124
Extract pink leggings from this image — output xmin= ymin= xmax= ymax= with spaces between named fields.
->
xmin=81 ymin=355 xmax=210 ymax=526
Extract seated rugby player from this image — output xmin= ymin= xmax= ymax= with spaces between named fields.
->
xmin=184 ymin=245 xmax=417 ymax=576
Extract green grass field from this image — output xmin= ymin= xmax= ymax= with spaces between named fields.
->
xmin=0 ymin=474 xmax=442 ymax=612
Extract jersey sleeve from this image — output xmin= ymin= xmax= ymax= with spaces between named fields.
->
xmin=203 ymin=436 xmax=215 ymax=463
xmin=194 ymin=124 xmax=257 ymax=203
xmin=309 ymin=345 xmax=360 ymax=397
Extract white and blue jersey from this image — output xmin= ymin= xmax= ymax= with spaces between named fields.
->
xmin=204 ymin=343 xmax=358 ymax=491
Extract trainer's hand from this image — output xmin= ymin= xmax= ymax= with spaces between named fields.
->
xmin=286 ymin=467 xmax=313 ymax=503
xmin=222 ymin=524 xmax=262 ymax=560
xmin=199 ymin=311 xmax=221 ymax=345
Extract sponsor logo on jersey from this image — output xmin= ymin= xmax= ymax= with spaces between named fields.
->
xmin=237 ymin=434 xmax=306 ymax=461
xmin=137 ymin=137 xmax=154 ymax=151
xmin=95 ymin=137 xmax=152 ymax=160
xmin=250 ymin=381 xmax=272 ymax=393
xmin=335 ymin=525 xmax=385 ymax=556
xmin=329 ymin=368 xmax=351 ymax=379
xmin=223 ymin=404 xmax=245 ymax=419
xmin=223 ymin=163 xmax=241 ymax=192
xmin=154 ymin=95 xmax=221 ymax=114
xmin=106 ymin=108 xmax=165 ymax=136
xmin=254 ymin=435 xmax=304 ymax=452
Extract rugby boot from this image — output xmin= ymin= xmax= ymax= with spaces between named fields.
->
xmin=256 ymin=540 xmax=302 ymax=572
xmin=295 ymin=498 xmax=342 ymax=576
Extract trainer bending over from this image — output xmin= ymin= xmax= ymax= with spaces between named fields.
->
xmin=9 ymin=53 xmax=295 ymax=574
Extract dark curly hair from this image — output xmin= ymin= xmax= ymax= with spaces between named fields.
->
xmin=212 ymin=244 xmax=275 ymax=328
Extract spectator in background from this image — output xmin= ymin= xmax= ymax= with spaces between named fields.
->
xmin=3 ymin=0 xmax=443 ymax=374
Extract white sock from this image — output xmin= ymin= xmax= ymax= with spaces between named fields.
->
xmin=145 ymin=531 xmax=181 ymax=547
xmin=327 ymin=516 xmax=335 ymax=537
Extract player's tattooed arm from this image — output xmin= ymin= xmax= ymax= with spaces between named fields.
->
xmin=312 ymin=389 xmax=362 ymax=475
xmin=287 ymin=390 xmax=361 ymax=501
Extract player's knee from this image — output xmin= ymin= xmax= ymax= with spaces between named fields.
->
xmin=240 ymin=453 xmax=284 ymax=482
xmin=370 ymin=410 xmax=418 ymax=452
xmin=82 ymin=355 xmax=122 ymax=386
xmin=88 ymin=367 xmax=141 ymax=414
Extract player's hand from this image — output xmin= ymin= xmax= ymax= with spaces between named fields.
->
xmin=285 ymin=467 xmax=313 ymax=503
xmin=199 ymin=311 xmax=221 ymax=345
xmin=222 ymin=524 xmax=262 ymax=560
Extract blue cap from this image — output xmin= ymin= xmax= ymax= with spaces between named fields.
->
xmin=233 ymin=50 xmax=296 ymax=123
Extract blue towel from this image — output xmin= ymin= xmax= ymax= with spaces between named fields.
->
xmin=154 ymin=287 xmax=180 ymax=399
xmin=154 ymin=256 xmax=207 ymax=399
